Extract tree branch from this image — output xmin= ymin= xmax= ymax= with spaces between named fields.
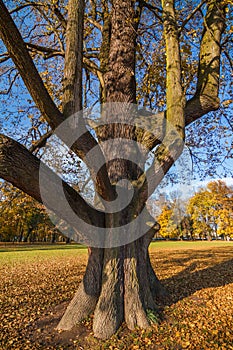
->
xmin=0 ymin=71 xmax=19 ymax=95
xmin=52 ymin=5 xmax=67 ymax=30
xmin=29 ymin=130 xmax=53 ymax=153
xmin=0 ymin=0 xmax=64 ymax=130
xmin=223 ymin=50 xmax=233 ymax=71
xmin=179 ymin=0 xmax=207 ymax=32
xmin=26 ymin=42 xmax=64 ymax=57
xmin=63 ymin=0 xmax=85 ymax=115
xmin=0 ymin=52 xmax=10 ymax=64
xmin=135 ymin=0 xmax=185 ymax=208
xmin=162 ymin=0 xmax=185 ymax=137
xmin=86 ymin=17 xmax=103 ymax=31
xmin=0 ymin=0 xmax=116 ymax=202
xmin=0 ymin=134 xmax=105 ymax=229
xmin=62 ymin=0 xmax=116 ymax=201
xmin=83 ymin=56 xmax=105 ymax=89
xmin=141 ymin=1 xmax=163 ymax=23
xmin=184 ymin=0 xmax=226 ymax=125
xmin=140 ymin=0 xmax=226 ymax=151
xmin=9 ymin=3 xmax=44 ymax=15
xmin=10 ymin=2 xmax=67 ymax=30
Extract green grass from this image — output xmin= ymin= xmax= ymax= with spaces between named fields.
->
xmin=150 ymin=240 xmax=233 ymax=250
xmin=0 ymin=240 xmax=232 ymax=265
xmin=0 ymin=243 xmax=87 ymax=264
xmin=0 ymin=243 xmax=87 ymax=252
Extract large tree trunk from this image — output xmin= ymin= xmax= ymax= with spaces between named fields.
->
xmin=58 ymin=224 xmax=166 ymax=339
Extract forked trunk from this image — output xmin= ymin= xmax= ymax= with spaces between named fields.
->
xmin=57 ymin=222 xmax=167 ymax=339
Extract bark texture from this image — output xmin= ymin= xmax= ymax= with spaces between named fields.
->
xmin=57 ymin=248 xmax=103 ymax=330
xmin=63 ymin=0 xmax=84 ymax=115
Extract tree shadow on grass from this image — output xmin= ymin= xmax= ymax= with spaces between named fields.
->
xmin=158 ymin=247 xmax=233 ymax=306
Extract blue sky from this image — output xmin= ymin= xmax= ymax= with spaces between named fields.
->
xmin=0 ymin=0 xmax=232 ymax=194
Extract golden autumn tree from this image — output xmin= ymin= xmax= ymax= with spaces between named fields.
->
xmin=0 ymin=0 xmax=232 ymax=339
xmin=187 ymin=181 xmax=233 ymax=239
xmin=157 ymin=203 xmax=179 ymax=238
xmin=0 ymin=182 xmax=57 ymax=242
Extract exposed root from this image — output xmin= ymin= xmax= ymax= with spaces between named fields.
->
xmin=56 ymin=281 xmax=98 ymax=331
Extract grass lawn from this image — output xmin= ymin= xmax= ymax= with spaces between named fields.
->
xmin=150 ymin=240 xmax=233 ymax=251
xmin=0 ymin=243 xmax=87 ymax=265
xmin=0 ymin=241 xmax=233 ymax=349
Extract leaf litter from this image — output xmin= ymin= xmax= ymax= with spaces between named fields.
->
xmin=0 ymin=245 xmax=232 ymax=349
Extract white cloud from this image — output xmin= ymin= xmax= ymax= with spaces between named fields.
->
xmin=192 ymin=177 xmax=233 ymax=189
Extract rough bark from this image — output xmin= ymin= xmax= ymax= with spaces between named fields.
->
xmin=137 ymin=1 xmax=226 ymax=153
xmin=184 ymin=0 xmax=226 ymax=124
xmin=57 ymin=248 xmax=103 ymax=330
xmin=63 ymin=0 xmax=84 ymax=116
xmin=135 ymin=0 xmax=225 ymax=212
xmin=93 ymin=246 xmax=124 ymax=339
xmin=92 ymin=228 xmax=163 ymax=339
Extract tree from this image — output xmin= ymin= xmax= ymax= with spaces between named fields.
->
xmin=157 ymin=202 xmax=194 ymax=239
xmin=187 ymin=188 xmax=215 ymax=239
xmin=187 ymin=181 xmax=233 ymax=239
xmin=0 ymin=0 xmax=231 ymax=340
xmin=157 ymin=203 xmax=179 ymax=238
xmin=0 ymin=182 xmax=60 ymax=242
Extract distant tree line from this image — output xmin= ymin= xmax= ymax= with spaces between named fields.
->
xmin=156 ymin=181 xmax=233 ymax=241
xmin=1 ymin=180 xmax=232 ymax=243
xmin=0 ymin=182 xmax=68 ymax=243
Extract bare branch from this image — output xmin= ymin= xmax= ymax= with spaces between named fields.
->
xmin=0 ymin=52 xmax=10 ymax=64
xmin=223 ymin=50 xmax=233 ymax=71
xmin=135 ymin=0 xmax=185 ymax=208
xmin=179 ymin=0 xmax=207 ymax=32
xmin=163 ymin=0 xmax=185 ymax=132
xmin=0 ymin=0 xmax=116 ymax=202
xmin=0 ymin=0 xmax=64 ymax=130
xmin=26 ymin=42 xmax=65 ymax=60
xmin=63 ymin=0 xmax=84 ymax=115
xmin=52 ymin=5 xmax=67 ymax=30
xmin=141 ymin=1 xmax=163 ymax=23
xmin=34 ymin=6 xmax=65 ymax=52
xmin=83 ymin=57 xmax=104 ymax=88
xmin=26 ymin=42 xmax=64 ymax=56
xmin=0 ymin=71 xmax=19 ymax=95
xmin=0 ymin=133 xmax=105 ymax=228
xmin=9 ymin=3 xmax=44 ymax=14
xmin=86 ymin=17 xmax=103 ymax=31
xmin=136 ymin=1 xmax=226 ymax=211
xmin=29 ymin=130 xmax=53 ymax=153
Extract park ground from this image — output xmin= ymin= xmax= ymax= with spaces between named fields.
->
xmin=0 ymin=241 xmax=233 ymax=349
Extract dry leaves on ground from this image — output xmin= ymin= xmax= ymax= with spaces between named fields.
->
xmin=0 ymin=245 xmax=232 ymax=349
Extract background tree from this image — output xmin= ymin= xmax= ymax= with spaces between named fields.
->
xmin=187 ymin=188 xmax=214 ymax=239
xmin=0 ymin=182 xmax=62 ymax=242
xmin=157 ymin=203 xmax=179 ymax=239
xmin=187 ymin=180 xmax=233 ymax=240
xmin=0 ymin=0 xmax=232 ymax=340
